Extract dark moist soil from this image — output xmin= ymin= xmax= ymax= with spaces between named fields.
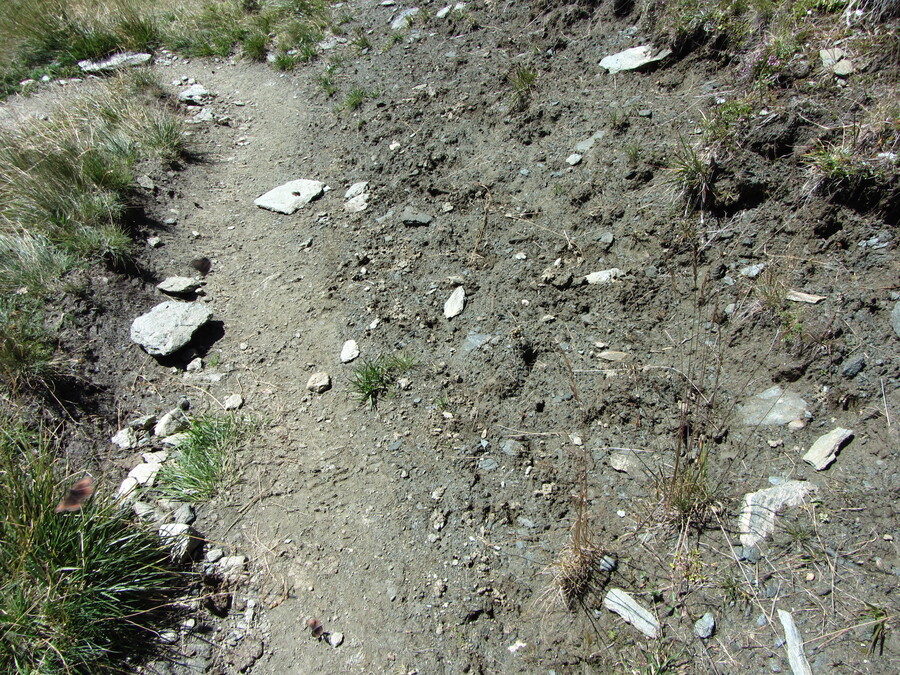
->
xmin=4 ymin=1 xmax=899 ymax=673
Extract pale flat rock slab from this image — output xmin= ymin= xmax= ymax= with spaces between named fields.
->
xmin=738 ymin=480 xmax=817 ymax=547
xmin=116 ymin=476 xmax=140 ymax=500
xmin=609 ymin=450 xmax=641 ymax=475
xmin=127 ymin=461 xmax=162 ymax=487
xmin=820 ymin=48 xmax=845 ymax=68
xmin=566 ymin=153 xmax=583 ymax=166
xmin=597 ymin=350 xmax=629 ymax=361
xmin=603 ymin=588 xmax=660 ymax=638
xmin=785 ymin=290 xmax=825 ymax=304
xmin=892 ymin=301 xmax=900 ymax=338
xmin=341 ymin=339 xmax=360 ymax=363
xmin=157 ymin=276 xmax=202 ymax=296
xmin=344 ymin=193 xmax=369 ymax=212
xmin=391 ymin=7 xmax=420 ymax=29
xmin=178 ymin=84 xmax=211 ymax=104
xmin=737 ymin=386 xmax=809 ymax=426
xmin=254 ymin=179 xmax=324 ymax=214
xmin=803 ymin=427 xmax=853 ymax=470
xmin=345 ymin=181 xmax=369 ymax=199
xmin=586 ymin=268 xmax=623 ymax=284
xmin=79 ymin=52 xmax=151 ymax=73
xmin=777 ymin=609 xmax=813 ymax=675
xmin=600 ymin=46 xmax=671 ymax=74
xmin=444 ymin=286 xmax=466 ymax=318
xmin=575 ymin=130 xmax=606 ymax=154
xmin=111 ymin=427 xmax=137 ymax=449
xmin=131 ymin=301 xmax=213 ymax=356
xmin=155 ymin=410 xmax=188 ymax=437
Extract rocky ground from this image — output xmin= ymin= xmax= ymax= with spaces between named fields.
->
xmin=3 ymin=1 xmax=899 ymax=673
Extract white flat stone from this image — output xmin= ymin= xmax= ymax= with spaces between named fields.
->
xmin=345 ymin=181 xmax=369 ymax=199
xmin=586 ymin=268 xmax=623 ymax=284
xmin=341 ymin=340 xmax=360 ymax=363
xmin=600 ymin=46 xmax=671 ymax=74
xmin=802 ymin=427 xmax=853 ymax=470
xmin=254 ymin=179 xmax=324 ymax=214
xmin=78 ymin=52 xmax=151 ymax=73
xmin=157 ymin=276 xmax=202 ymax=295
xmin=306 ymin=372 xmax=332 ymax=393
xmin=127 ymin=461 xmax=162 ymax=487
xmin=344 ymin=193 xmax=369 ymax=212
xmin=130 ymin=301 xmax=213 ymax=356
xmin=444 ymin=286 xmax=466 ymax=318
xmin=785 ymin=290 xmax=825 ymax=304
xmin=738 ymin=480 xmax=817 ymax=547
xmin=603 ymin=588 xmax=660 ymax=638
xmin=737 ymin=386 xmax=809 ymax=426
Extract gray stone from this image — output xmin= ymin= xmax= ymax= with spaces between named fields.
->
xmin=600 ymin=46 xmax=671 ymax=74
xmin=341 ymin=339 xmax=360 ymax=363
xmin=566 ymin=153 xmax=583 ymax=166
xmin=254 ymin=179 xmax=325 ymax=214
xmin=741 ymin=546 xmax=762 ymax=563
xmin=740 ymin=263 xmax=766 ymax=278
xmin=133 ymin=501 xmax=164 ymax=523
xmin=205 ymin=548 xmax=224 ymax=563
xmin=155 ymin=410 xmax=189 ymax=437
xmin=162 ymin=432 xmax=189 ymax=447
xmin=892 ymin=301 xmax=900 ymax=338
xmin=694 ymin=612 xmax=716 ymax=639
xmin=478 ymin=457 xmax=499 ymax=471
xmin=327 ymin=631 xmax=344 ymax=647
xmin=111 ymin=427 xmax=137 ymax=449
xmin=574 ymin=130 xmax=606 ymax=154
xmin=832 ymin=59 xmax=854 ymax=76
xmin=136 ymin=174 xmax=155 ymax=191
xmin=172 ymin=503 xmax=196 ymax=525
xmin=130 ymin=301 xmax=213 ymax=356
xmin=307 ymin=372 xmax=332 ymax=393
xmin=78 ymin=52 xmax=151 ymax=73
xmin=820 ymin=48 xmax=844 ymax=68
xmin=127 ymin=461 xmax=162 ymax=487
xmin=345 ymin=181 xmax=369 ymax=199
xmin=399 ymin=207 xmax=433 ymax=226
xmin=391 ymin=7 xmax=420 ymax=29
xmin=500 ymin=439 xmax=525 ymax=457
xmin=737 ymin=386 xmax=809 ymax=426
xmin=157 ymin=276 xmax=202 ymax=296
xmin=222 ymin=394 xmax=244 ymax=410
xmin=178 ymin=84 xmax=211 ymax=105
xmin=444 ymin=286 xmax=466 ymax=318
xmin=159 ymin=523 xmax=201 ymax=563
xmin=344 ymin=193 xmax=369 ymax=212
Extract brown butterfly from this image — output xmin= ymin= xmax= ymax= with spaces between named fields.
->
xmin=55 ymin=476 xmax=94 ymax=513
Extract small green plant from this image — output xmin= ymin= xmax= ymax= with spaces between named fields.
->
xmin=157 ymin=415 xmax=250 ymax=502
xmin=703 ymin=98 xmax=754 ymax=150
xmin=350 ymin=354 xmax=415 ymax=409
xmin=351 ymin=28 xmax=372 ymax=52
xmin=508 ymin=65 xmax=537 ymax=107
xmin=624 ymin=143 xmax=642 ymax=167
xmin=317 ymin=70 xmax=338 ymax=96
xmin=863 ymin=603 xmax=891 ymax=656
xmin=0 ymin=422 xmax=180 ymax=673
xmin=608 ymin=106 xmax=632 ymax=131
xmin=341 ymin=87 xmax=375 ymax=111
xmin=667 ymin=136 xmax=716 ymax=213
xmin=243 ymin=29 xmax=270 ymax=60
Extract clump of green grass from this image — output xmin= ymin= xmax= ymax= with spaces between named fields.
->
xmin=350 ymin=354 xmax=416 ymax=409
xmin=508 ymin=65 xmax=537 ymax=108
xmin=157 ymin=415 xmax=250 ymax=503
xmin=0 ymin=422 xmax=180 ymax=673
xmin=317 ymin=69 xmax=338 ymax=97
xmin=341 ymin=87 xmax=376 ymax=111
xmin=703 ymin=98 xmax=754 ymax=151
xmin=667 ymin=136 xmax=716 ymax=213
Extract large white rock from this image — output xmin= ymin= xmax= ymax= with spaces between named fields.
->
xmin=603 ymin=588 xmax=660 ymax=638
xmin=738 ymin=480 xmax=817 ymax=547
xmin=600 ymin=46 xmax=671 ymax=74
xmin=254 ymin=179 xmax=324 ymax=214
xmin=130 ymin=301 xmax=213 ymax=356
xmin=341 ymin=340 xmax=360 ymax=363
xmin=444 ymin=286 xmax=466 ymax=318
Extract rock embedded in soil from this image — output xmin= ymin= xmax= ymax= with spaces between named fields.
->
xmin=585 ymin=268 xmax=623 ymax=284
xmin=777 ymin=609 xmax=813 ymax=675
xmin=399 ymin=206 xmax=433 ymax=226
xmin=254 ymin=179 xmax=325 ymax=214
xmin=391 ymin=7 xmax=420 ymax=30
xmin=178 ymin=84 xmax=212 ymax=105
xmin=802 ymin=427 xmax=853 ymax=471
xmin=155 ymin=410 xmax=189 ymax=437
xmin=127 ymin=461 xmax=162 ymax=487
xmin=694 ymin=612 xmax=716 ymax=639
xmin=130 ymin=301 xmax=214 ymax=356
xmin=157 ymin=276 xmax=203 ymax=296
xmin=306 ymin=372 xmax=332 ymax=393
xmin=443 ymin=286 xmax=466 ymax=318
xmin=223 ymin=394 xmax=244 ymax=410
xmin=892 ymin=301 xmax=900 ymax=338
xmin=738 ymin=480 xmax=817 ymax=547
xmin=603 ymin=588 xmax=660 ymax=638
xmin=737 ymin=386 xmax=809 ymax=426
xmin=599 ymin=46 xmax=672 ymax=74
xmin=159 ymin=523 xmax=202 ymax=563
xmin=78 ymin=51 xmax=151 ymax=73
xmin=111 ymin=427 xmax=137 ymax=449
